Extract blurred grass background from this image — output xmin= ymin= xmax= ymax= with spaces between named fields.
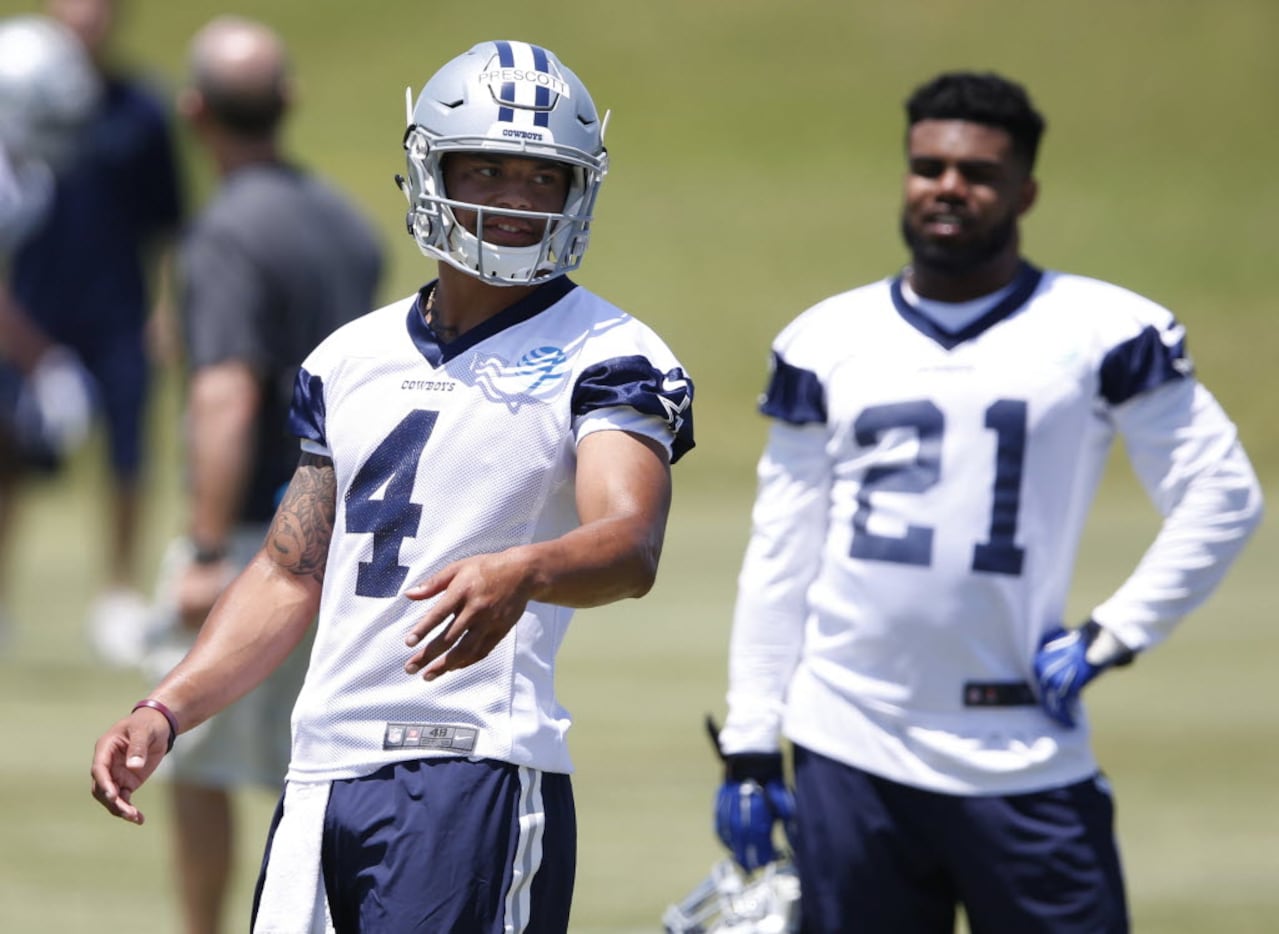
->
xmin=0 ymin=0 xmax=1275 ymax=931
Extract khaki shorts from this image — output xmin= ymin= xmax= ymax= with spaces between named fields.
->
xmin=146 ymin=528 xmax=314 ymax=789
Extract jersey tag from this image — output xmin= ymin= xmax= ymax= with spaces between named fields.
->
xmin=962 ymin=681 xmax=1036 ymax=707
xmin=382 ymin=723 xmax=479 ymax=752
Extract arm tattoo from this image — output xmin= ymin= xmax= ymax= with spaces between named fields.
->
xmin=268 ymin=452 xmax=336 ymax=583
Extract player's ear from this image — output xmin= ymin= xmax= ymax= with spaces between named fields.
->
xmin=176 ymin=86 xmax=204 ymax=125
xmin=1017 ymin=177 xmax=1038 ymax=217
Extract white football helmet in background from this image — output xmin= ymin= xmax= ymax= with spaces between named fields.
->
xmin=397 ymin=39 xmax=609 ymax=285
xmin=0 ymin=15 xmax=99 ymax=170
xmin=663 ymin=859 xmax=802 ymax=934
xmin=0 ymin=14 xmax=99 ymax=254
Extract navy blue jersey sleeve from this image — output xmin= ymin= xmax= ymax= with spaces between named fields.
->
xmin=287 ymin=367 xmax=328 ymax=447
xmin=1099 ymin=321 xmax=1192 ymax=406
xmin=759 ymin=351 xmax=826 ymax=425
xmin=571 ymin=354 xmax=695 ymax=463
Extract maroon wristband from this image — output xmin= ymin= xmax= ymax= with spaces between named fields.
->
xmin=132 ymin=699 xmax=178 ymax=753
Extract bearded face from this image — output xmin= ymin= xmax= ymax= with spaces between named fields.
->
xmin=899 ymin=119 xmax=1035 ymax=280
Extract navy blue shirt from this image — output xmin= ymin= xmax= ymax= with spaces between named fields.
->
xmin=12 ymin=73 xmax=183 ymax=343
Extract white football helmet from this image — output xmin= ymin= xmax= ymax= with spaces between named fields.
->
xmin=0 ymin=15 xmax=99 ymax=170
xmin=397 ymin=40 xmax=609 ymax=285
xmin=663 ymin=859 xmax=802 ymax=934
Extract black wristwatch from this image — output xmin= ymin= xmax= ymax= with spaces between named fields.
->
xmin=191 ymin=542 xmax=229 ymax=565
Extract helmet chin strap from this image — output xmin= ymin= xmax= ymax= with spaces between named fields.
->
xmin=437 ymin=203 xmax=559 ymax=285
xmin=403 ymin=195 xmax=553 ymax=286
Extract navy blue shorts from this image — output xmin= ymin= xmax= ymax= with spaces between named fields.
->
xmin=76 ymin=329 xmax=148 ymax=477
xmin=0 ymin=332 xmax=146 ymax=477
xmin=253 ymin=758 xmax=576 ymax=933
xmin=792 ymin=744 xmax=1128 ymax=934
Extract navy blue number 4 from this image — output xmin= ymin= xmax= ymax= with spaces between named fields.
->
xmin=346 ymin=410 xmax=438 ymax=597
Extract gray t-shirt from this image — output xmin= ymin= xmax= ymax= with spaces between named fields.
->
xmin=179 ymin=161 xmax=383 ymax=521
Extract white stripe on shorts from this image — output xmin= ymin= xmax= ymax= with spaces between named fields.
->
xmin=504 ymin=766 xmax=546 ymax=934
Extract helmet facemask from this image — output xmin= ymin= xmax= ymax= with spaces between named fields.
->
xmin=663 ymin=858 xmax=802 ymax=933
xmin=396 ymin=40 xmax=609 ymax=286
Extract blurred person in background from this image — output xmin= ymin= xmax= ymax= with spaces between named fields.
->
xmin=0 ymin=13 xmax=101 ymax=646
xmin=134 ymin=16 xmax=384 ymax=934
xmin=710 ymin=71 xmax=1262 ymax=932
xmin=6 ymin=0 xmax=184 ymax=665
xmin=93 ymin=36 xmax=694 ymax=933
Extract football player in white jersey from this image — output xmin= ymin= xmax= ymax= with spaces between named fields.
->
xmin=712 ymin=72 xmax=1261 ymax=933
xmin=92 ymin=40 xmax=694 ymax=932
xmin=0 ymin=14 xmax=100 ymax=493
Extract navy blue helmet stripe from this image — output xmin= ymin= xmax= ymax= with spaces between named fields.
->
xmin=531 ymin=44 xmax=551 ymax=126
xmin=495 ymin=40 xmax=515 ymax=122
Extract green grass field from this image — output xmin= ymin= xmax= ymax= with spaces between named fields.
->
xmin=1 ymin=1 xmax=1276 ymax=931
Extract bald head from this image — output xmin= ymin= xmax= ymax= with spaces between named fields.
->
xmin=187 ymin=16 xmax=289 ymax=138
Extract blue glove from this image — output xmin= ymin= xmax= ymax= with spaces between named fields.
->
xmin=1034 ymin=620 xmax=1134 ymax=728
xmin=714 ymin=752 xmax=796 ymax=872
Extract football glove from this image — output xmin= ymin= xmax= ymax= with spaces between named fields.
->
xmin=707 ymin=716 xmax=796 ymax=872
xmin=15 ymin=345 xmax=95 ymax=461
xmin=1034 ymin=619 xmax=1135 ymax=728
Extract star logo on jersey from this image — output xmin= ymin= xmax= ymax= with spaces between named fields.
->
xmin=472 ymin=345 xmax=571 ymax=411
xmin=1161 ymin=322 xmax=1195 ymax=376
xmin=658 ymin=373 xmax=692 ymax=433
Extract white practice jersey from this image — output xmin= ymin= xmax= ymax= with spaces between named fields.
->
xmin=0 ymin=142 xmax=53 ymax=259
xmin=720 ymin=263 xmax=1261 ymax=795
xmin=285 ymin=277 xmax=693 ymax=781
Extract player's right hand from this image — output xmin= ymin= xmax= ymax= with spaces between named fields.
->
xmin=402 ymin=550 xmax=534 ymax=681
xmin=714 ymin=752 xmax=796 ymax=871
xmin=89 ymin=711 xmax=169 ymax=825
xmin=23 ymin=344 xmax=95 ymax=455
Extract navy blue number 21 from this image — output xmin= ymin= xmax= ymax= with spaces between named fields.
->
xmin=850 ymin=399 xmax=1027 ymax=576
xmin=346 ymin=409 xmax=438 ymax=597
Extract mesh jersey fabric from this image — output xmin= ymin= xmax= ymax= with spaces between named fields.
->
xmin=720 ymin=264 xmax=1259 ymax=794
xmin=284 ymin=277 xmax=693 ymax=781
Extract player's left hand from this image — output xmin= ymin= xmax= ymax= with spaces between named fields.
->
xmin=402 ymin=550 xmax=534 ymax=681
xmin=1033 ymin=620 xmax=1134 ymax=728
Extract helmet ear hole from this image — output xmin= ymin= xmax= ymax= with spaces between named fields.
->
xmin=399 ymin=40 xmax=608 ymax=286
